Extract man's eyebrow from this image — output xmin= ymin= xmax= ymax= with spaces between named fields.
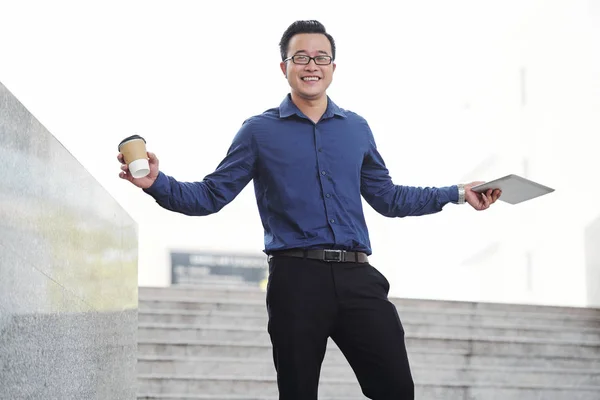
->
xmin=292 ymin=50 xmax=331 ymax=56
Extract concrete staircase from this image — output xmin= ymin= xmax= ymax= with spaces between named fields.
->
xmin=137 ymin=284 xmax=600 ymax=399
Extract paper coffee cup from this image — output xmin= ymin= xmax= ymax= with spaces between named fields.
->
xmin=118 ymin=135 xmax=150 ymax=179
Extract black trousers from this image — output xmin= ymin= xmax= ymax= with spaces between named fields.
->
xmin=266 ymin=255 xmax=414 ymax=400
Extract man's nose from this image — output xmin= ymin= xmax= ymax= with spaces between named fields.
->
xmin=304 ymin=60 xmax=319 ymax=70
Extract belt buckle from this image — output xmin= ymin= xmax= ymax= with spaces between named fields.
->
xmin=323 ymin=249 xmax=344 ymax=262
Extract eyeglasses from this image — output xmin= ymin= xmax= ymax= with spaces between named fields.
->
xmin=283 ymin=55 xmax=333 ymax=65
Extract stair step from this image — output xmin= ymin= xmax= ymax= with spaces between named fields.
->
xmin=138 ymin=395 xmax=363 ymax=400
xmin=138 ymin=333 xmax=600 ymax=358
xmin=138 ymin=321 xmax=600 ymax=342
xmin=138 ymin=287 xmax=600 ymax=317
xmin=138 ymin=307 xmax=600 ymax=330
xmin=138 ymin=338 xmax=600 ymax=369
xmin=138 ymin=297 xmax=600 ymax=326
xmin=137 ymin=374 xmax=600 ymax=399
xmin=136 ymin=355 xmax=600 ymax=386
xmin=138 ymin=374 xmax=359 ymax=396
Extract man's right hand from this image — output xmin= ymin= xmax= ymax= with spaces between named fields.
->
xmin=117 ymin=151 xmax=159 ymax=189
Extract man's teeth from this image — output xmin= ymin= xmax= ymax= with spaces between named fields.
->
xmin=302 ymin=77 xmax=320 ymax=81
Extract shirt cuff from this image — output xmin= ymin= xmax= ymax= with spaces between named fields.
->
xmin=143 ymin=172 xmax=171 ymax=197
xmin=445 ymin=185 xmax=459 ymax=204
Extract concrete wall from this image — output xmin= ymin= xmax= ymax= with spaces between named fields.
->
xmin=586 ymin=215 xmax=600 ymax=307
xmin=0 ymin=81 xmax=138 ymax=399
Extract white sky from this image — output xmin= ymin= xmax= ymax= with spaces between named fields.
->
xmin=1 ymin=0 xmax=599 ymax=305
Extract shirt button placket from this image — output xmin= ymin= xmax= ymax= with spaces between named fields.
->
xmin=315 ymin=125 xmax=337 ymax=235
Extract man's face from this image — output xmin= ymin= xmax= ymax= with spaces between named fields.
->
xmin=280 ymin=33 xmax=336 ymax=101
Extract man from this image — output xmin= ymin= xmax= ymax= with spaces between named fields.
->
xmin=118 ymin=20 xmax=500 ymax=400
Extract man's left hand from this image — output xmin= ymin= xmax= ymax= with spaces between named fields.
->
xmin=464 ymin=181 xmax=501 ymax=211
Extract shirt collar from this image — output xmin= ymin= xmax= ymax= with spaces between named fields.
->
xmin=278 ymin=94 xmax=347 ymax=120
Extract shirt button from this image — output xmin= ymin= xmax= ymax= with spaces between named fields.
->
xmin=321 ymin=171 xmax=326 ymax=175
xmin=318 ymin=148 xmax=323 ymax=152
xmin=330 ymin=219 xmax=335 ymax=223
xmin=325 ymin=193 xmax=331 ymax=198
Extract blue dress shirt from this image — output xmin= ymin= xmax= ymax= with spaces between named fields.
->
xmin=144 ymin=95 xmax=459 ymax=255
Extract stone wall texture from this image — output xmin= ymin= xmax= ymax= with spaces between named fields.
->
xmin=0 ymin=82 xmax=138 ymax=400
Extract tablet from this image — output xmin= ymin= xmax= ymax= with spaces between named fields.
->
xmin=471 ymin=174 xmax=554 ymax=205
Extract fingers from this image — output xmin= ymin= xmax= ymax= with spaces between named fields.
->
xmin=474 ymin=188 xmax=503 ymax=211
xmin=468 ymin=184 xmax=502 ymax=210
xmin=118 ymin=151 xmax=157 ymax=184
xmin=118 ymin=170 xmax=132 ymax=181
xmin=485 ymin=189 xmax=501 ymax=204
xmin=118 ymin=154 xmax=132 ymax=181
xmin=491 ymin=189 xmax=502 ymax=203
xmin=481 ymin=190 xmax=491 ymax=209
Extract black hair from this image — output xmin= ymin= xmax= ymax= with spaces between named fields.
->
xmin=279 ymin=20 xmax=336 ymax=61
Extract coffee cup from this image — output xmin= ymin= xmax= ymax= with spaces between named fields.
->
xmin=118 ymin=135 xmax=150 ymax=178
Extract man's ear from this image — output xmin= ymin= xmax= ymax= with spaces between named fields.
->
xmin=280 ymin=62 xmax=287 ymax=78
xmin=332 ymin=62 xmax=336 ymax=73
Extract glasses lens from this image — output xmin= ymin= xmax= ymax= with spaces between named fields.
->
xmin=293 ymin=55 xmax=310 ymax=64
xmin=314 ymin=56 xmax=331 ymax=65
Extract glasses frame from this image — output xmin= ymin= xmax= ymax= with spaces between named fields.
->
xmin=283 ymin=55 xmax=333 ymax=66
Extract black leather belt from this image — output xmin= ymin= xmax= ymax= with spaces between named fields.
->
xmin=269 ymin=249 xmax=368 ymax=263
